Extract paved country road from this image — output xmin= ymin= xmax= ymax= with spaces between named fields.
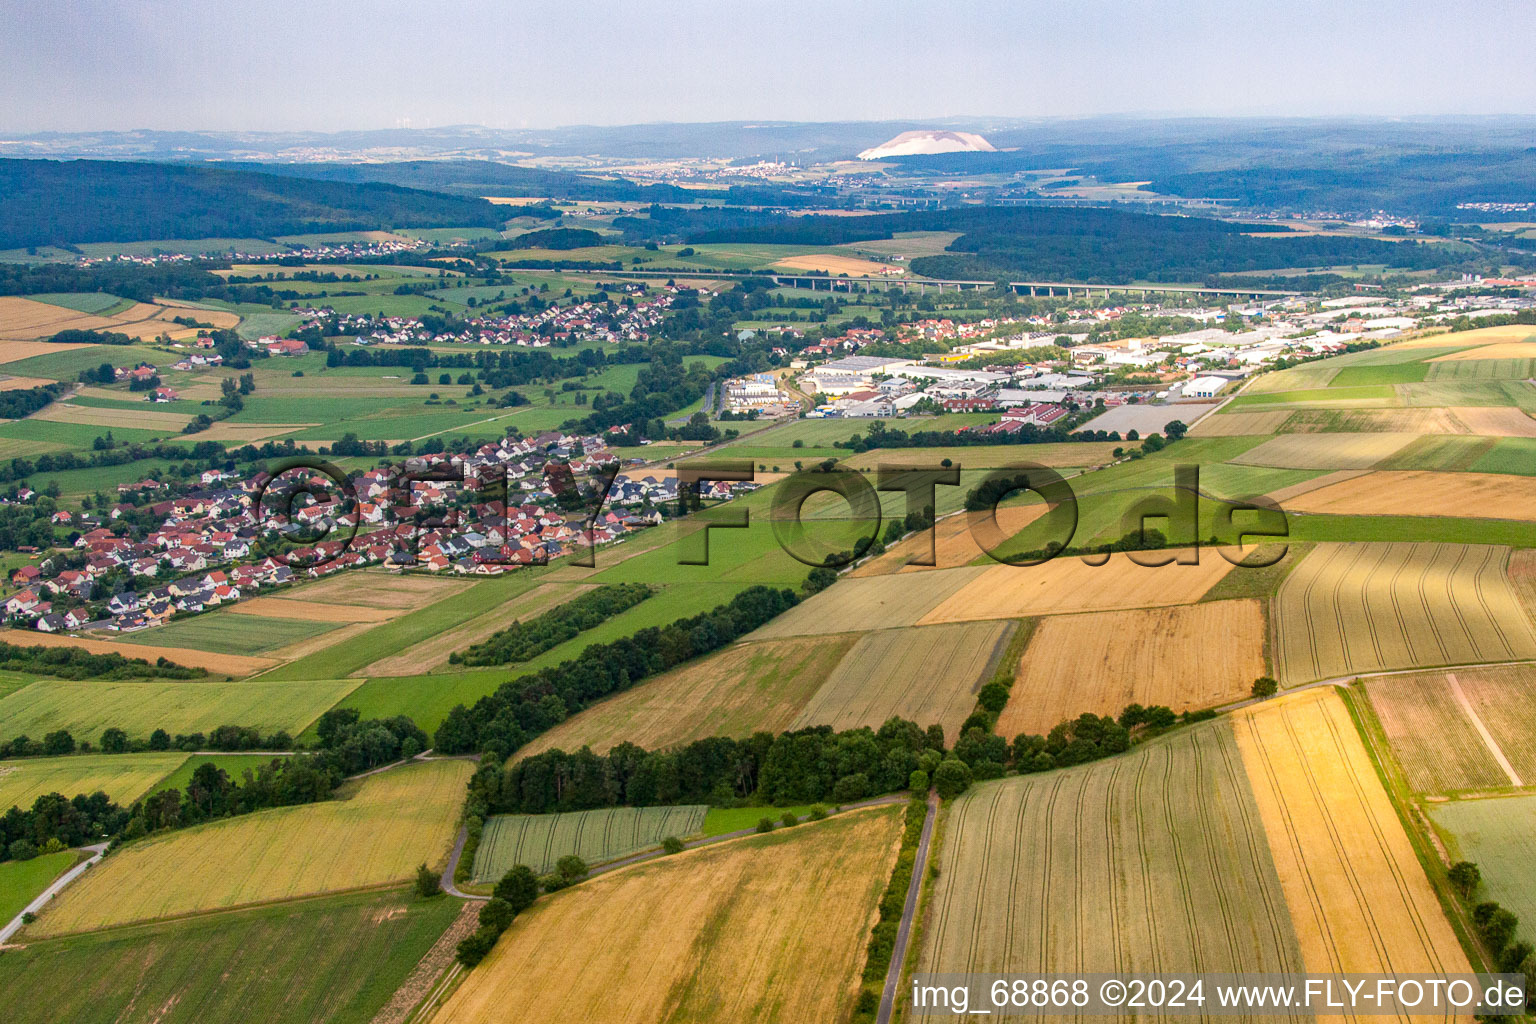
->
xmin=877 ymin=790 xmax=939 ymax=1024
xmin=0 ymin=842 xmax=108 ymax=945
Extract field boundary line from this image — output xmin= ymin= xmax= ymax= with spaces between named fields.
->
xmin=1445 ymin=672 xmax=1524 ymax=787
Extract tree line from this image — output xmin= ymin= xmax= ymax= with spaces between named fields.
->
xmin=0 ymin=709 xmax=426 ymax=865
xmin=450 ymin=583 xmax=653 ymax=666
xmin=432 ymin=580 xmax=812 ymax=759
xmin=0 ymin=641 xmax=206 ymax=681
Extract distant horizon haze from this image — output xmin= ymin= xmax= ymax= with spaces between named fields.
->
xmin=2 ymin=0 xmax=1534 ymax=134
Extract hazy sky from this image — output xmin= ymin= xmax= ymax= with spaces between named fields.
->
xmin=3 ymin=0 xmax=1534 ymax=132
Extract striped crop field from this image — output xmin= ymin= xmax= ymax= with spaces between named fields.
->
xmin=749 ymin=566 xmax=988 ymax=638
xmin=30 ymin=760 xmax=471 ymax=937
xmin=1229 ymin=431 xmax=1418 ymax=470
xmin=470 ymin=805 xmax=708 ymax=882
xmin=1272 ymin=542 xmax=1536 ymax=685
xmin=997 ymin=601 xmax=1265 ymax=737
xmin=1232 ymin=688 xmax=1471 ymax=977
xmin=790 ymin=620 xmax=1014 ymax=745
xmin=918 ymin=721 xmax=1306 ymax=999
xmin=435 ymin=807 xmax=903 ymax=1024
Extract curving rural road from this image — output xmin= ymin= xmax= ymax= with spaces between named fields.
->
xmin=0 ymin=842 xmax=108 ymax=945
xmin=876 ymin=790 xmax=938 ymax=1024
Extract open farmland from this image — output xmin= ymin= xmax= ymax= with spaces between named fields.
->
xmin=1435 ymin=663 xmax=1536 ymax=784
xmin=0 ymin=677 xmax=362 ymax=742
xmin=1272 ymin=542 xmax=1536 ymax=685
xmin=358 ymin=581 xmax=593 ymax=677
xmin=918 ymin=723 xmax=1306 ymax=995
xmin=0 ymin=888 xmax=464 ymax=1024
xmin=1280 ymin=407 xmax=1471 ymax=434
xmin=518 ymin=635 xmax=854 ymax=758
xmin=1190 ymin=409 xmax=1293 ymax=436
xmin=30 ymin=759 xmax=472 ymax=936
xmin=1428 ymin=795 xmax=1536 ymax=943
xmin=1232 ymin=688 xmax=1471 ymax=976
xmin=750 ymin=565 xmax=988 ymax=638
xmin=849 ymin=506 xmax=1045 ymax=577
xmin=470 ymin=805 xmax=708 ymax=881
xmin=917 ymin=550 xmax=1236 ymax=624
xmin=113 ymin=612 xmax=340 ymax=657
xmin=1363 ymin=671 xmax=1512 ymax=794
xmin=0 ymin=753 xmax=186 ymax=809
xmin=1285 ymin=470 xmax=1536 ymax=520
xmin=996 ymin=600 xmax=1266 ymax=736
xmin=0 ymin=628 xmax=278 ymax=676
xmin=790 ymin=621 xmax=1012 ymax=744
xmin=1230 ymin=432 xmax=1418 ymax=470
xmin=432 ymin=806 xmax=902 ymax=1024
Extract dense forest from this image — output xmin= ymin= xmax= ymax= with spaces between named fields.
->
xmin=0 ymin=159 xmax=506 ymax=249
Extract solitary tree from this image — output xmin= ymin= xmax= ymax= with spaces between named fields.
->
xmin=414 ymin=863 xmax=441 ymax=898
xmin=1448 ymin=861 xmax=1482 ymax=900
xmin=1251 ymin=676 xmax=1279 ymax=700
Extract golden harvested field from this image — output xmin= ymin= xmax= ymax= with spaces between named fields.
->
xmin=293 ymin=571 xmax=466 ymax=610
xmin=0 ymin=753 xmax=187 ymax=809
xmin=31 ymin=402 xmax=191 ymax=430
xmin=771 ymin=254 xmax=898 ymax=276
xmin=152 ymin=301 xmax=240 ymax=329
xmin=1285 ymin=470 xmax=1536 ymax=521
xmin=1232 ymin=688 xmax=1471 ymax=977
xmin=1231 ymin=432 xmax=1418 ymax=470
xmin=1430 ymin=341 xmax=1536 ymax=361
xmin=1266 ymin=468 xmax=1371 ymax=504
xmin=0 ymin=297 xmax=118 ymax=342
xmin=0 ymin=374 xmax=56 ymax=392
xmin=1509 ymin=547 xmax=1536 ymax=616
xmin=921 ymin=723 xmax=1306 ymax=993
xmin=194 ymin=422 xmax=315 ymax=443
xmin=0 ymin=628 xmax=276 ymax=676
xmin=791 ymin=621 xmax=1013 ymax=744
xmin=32 ymin=759 xmax=472 ymax=937
xmin=1446 ymin=406 xmax=1536 ymax=437
xmin=431 ymin=806 xmax=902 ymax=1024
xmin=224 ymin=596 xmax=397 ymax=623
xmin=916 ymin=549 xmax=1235 ymax=625
xmin=1363 ymin=671 xmax=1511 ymax=794
xmin=1394 ymin=325 xmax=1536 ymax=350
xmin=750 ymin=565 xmax=988 ymax=638
xmin=849 ymin=506 xmax=1045 ymax=577
xmin=841 ymin=442 xmax=1123 ymax=471
xmin=1190 ymin=409 xmax=1293 ymax=436
xmin=1273 ymin=543 xmax=1536 ymax=685
xmin=0 ymin=339 xmax=91 ymax=364
xmin=518 ymin=635 xmax=855 ymax=757
xmin=361 ymin=582 xmax=594 ymax=677
xmin=997 ymin=600 xmax=1266 ymax=736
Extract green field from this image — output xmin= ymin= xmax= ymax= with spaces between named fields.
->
xmin=263 ymin=571 xmax=546 ymax=682
xmin=1431 ymin=795 xmax=1536 ymax=944
xmin=117 ymin=613 xmax=339 ymax=657
xmin=0 ymin=678 xmax=362 ymax=743
xmin=326 ymin=582 xmax=751 ymax=734
xmin=470 ymin=805 xmax=708 ymax=881
xmin=143 ymin=753 xmax=294 ymax=798
xmin=0 ymin=887 xmax=463 ymax=1024
xmin=25 ymin=292 xmax=132 ymax=315
xmin=700 ymin=804 xmax=820 ymax=836
xmin=0 ymin=343 xmax=169 ymax=380
xmin=0 ymin=851 xmax=78 ymax=924
xmin=0 ymin=753 xmax=188 ymax=809
xmin=1330 ymin=363 xmax=1431 ymax=386
xmin=1226 ymin=385 xmax=1399 ymax=409
xmin=1425 ymin=358 xmax=1536 ymax=380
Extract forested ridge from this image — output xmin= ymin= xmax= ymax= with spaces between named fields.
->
xmin=0 ymin=158 xmax=505 ymax=249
